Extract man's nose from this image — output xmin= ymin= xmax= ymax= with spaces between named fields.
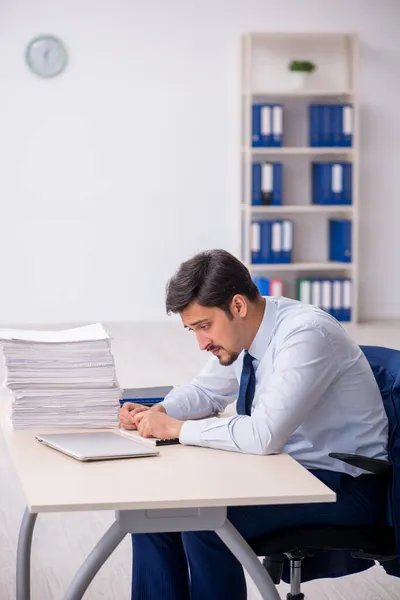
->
xmin=196 ymin=330 xmax=211 ymax=351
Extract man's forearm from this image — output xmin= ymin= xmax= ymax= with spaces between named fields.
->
xmin=160 ymin=384 xmax=219 ymax=421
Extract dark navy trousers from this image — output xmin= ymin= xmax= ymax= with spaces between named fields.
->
xmin=131 ymin=469 xmax=387 ymax=600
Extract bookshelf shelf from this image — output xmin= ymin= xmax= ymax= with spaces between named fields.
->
xmin=242 ymin=204 xmax=353 ymax=215
xmin=249 ymin=262 xmax=354 ymax=273
xmin=246 ymin=147 xmax=354 ymax=156
xmin=248 ymin=89 xmax=354 ymax=99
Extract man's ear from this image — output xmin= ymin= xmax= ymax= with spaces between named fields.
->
xmin=230 ymin=295 xmax=248 ymax=318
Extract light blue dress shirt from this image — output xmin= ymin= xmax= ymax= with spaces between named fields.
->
xmin=161 ymin=297 xmax=389 ymax=476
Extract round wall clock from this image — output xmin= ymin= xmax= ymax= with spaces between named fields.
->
xmin=26 ymin=35 xmax=68 ymax=78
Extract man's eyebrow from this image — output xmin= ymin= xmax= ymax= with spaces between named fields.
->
xmin=184 ymin=318 xmax=209 ymax=329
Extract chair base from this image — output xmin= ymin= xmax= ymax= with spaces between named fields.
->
xmin=287 ymin=593 xmax=304 ymax=600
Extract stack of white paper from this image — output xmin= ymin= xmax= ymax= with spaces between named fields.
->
xmin=0 ymin=323 xmax=122 ymax=430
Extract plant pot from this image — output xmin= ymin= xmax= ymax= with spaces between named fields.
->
xmin=290 ymin=71 xmax=309 ymax=90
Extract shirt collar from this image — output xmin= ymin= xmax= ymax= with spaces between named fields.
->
xmin=247 ymin=298 xmax=277 ymax=362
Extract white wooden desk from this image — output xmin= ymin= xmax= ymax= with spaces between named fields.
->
xmin=0 ymin=398 xmax=335 ymax=600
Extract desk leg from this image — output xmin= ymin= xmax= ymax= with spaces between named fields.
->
xmin=216 ymin=520 xmax=281 ymax=600
xmin=62 ymin=521 xmax=126 ymax=600
xmin=16 ymin=508 xmax=38 ymax=600
xmin=62 ymin=508 xmax=280 ymax=600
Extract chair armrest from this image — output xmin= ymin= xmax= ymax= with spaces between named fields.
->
xmin=329 ymin=453 xmax=392 ymax=477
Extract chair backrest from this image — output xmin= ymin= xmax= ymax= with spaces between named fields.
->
xmin=360 ymin=345 xmax=400 ymax=573
xmin=360 ymin=346 xmax=400 ymax=454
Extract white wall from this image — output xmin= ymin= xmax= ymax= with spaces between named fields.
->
xmin=0 ymin=0 xmax=398 ymax=323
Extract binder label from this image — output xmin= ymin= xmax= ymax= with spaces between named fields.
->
xmin=332 ymin=164 xmax=343 ymax=193
xmin=261 ymin=106 xmax=271 ymax=135
xmin=271 ymin=222 xmax=281 ymax=252
xmin=343 ymin=106 xmax=352 ymax=135
xmin=282 ymin=220 xmax=292 ymax=251
xmin=251 ymin=223 xmax=261 ymax=252
xmin=311 ymin=280 xmax=321 ymax=307
xmin=261 ymin=163 xmax=273 ymax=192
xmin=272 ymin=105 xmax=283 ymax=135
xmin=270 ymin=279 xmax=283 ymax=296
xmin=333 ymin=280 xmax=341 ymax=309
xmin=321 ymin=280 xmax=332 ymax=310
xmin=299 ymin=280 xmax=311 ymax=304
xmin=343 ymin=280 xmax=352 ymax=309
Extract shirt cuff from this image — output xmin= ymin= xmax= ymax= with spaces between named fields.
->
xmin=179 ymin=420 xmax=205 ymax=446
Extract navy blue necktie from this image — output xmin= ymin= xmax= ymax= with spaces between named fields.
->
xmin=236 ymin=351 xmax=256 ymax=416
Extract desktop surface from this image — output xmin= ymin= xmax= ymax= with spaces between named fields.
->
xmin=0 ymin=396 xmax=335 ymax=514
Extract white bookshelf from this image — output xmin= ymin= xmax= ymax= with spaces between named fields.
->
xmin=240 ymin=32 xmax=359 ymax=322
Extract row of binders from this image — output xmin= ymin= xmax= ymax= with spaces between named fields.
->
xmin=330 ymin=220 xmax=351 ymax=263
xmin=252 ymin=161 xmax=352 ymax=206
xmin=298 ymin=278 xmax=352 ymax=321
xmin=312 ymin=162 xmax=352 ymax=205
xmin=252 ymin=103 xmax=353 ymax=148
xmin=252 ymin=220 xmax=293 ymax=264
xmin=251 ymin=219 xmax=351 ymax=264
xmin=252 ymin=104 xmax=283 ymax=147
xmin=252 ymin=277 xmax=352 ymax=322
xmin=253 ymin=277 xmax=283 ymax=297
xmin=309 ymin=104 xmax=353 ymax=147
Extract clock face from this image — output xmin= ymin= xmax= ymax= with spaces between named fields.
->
xmin=26 ymin=35 xmax=68 ymax=78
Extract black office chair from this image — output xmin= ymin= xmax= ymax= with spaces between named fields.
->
xmin=250 ymin=454 xmax=395 ymax=600
xmin=249 ymin=345 xmax=400 ymax=600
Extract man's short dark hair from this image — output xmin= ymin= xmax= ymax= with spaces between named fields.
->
xmin=165 ymin=249 xmax=260 ymax=315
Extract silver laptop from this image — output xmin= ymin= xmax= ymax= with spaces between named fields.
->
xmin=35 ymin=432 xmax=160 ymax=462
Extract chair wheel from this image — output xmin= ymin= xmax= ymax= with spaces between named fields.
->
xmin=287 ymin=593 xmax=305 ymax=600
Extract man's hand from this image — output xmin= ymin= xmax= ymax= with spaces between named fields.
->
xmin=133 ymin=410 xmax=184 ymax=440
xmin=119 ymin=402 xmax=166 ymax=430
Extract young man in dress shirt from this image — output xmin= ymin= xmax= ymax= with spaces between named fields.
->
xmin=120 ymin=249 xmax=388 ymax=600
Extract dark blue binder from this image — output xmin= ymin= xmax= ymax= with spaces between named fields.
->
xmin=251 ymin=162 xmax=283 ymax=206
xmin=343 ymin=162 xmax=352 ymax=204
xmin=311 ymin=162 xmax=320 ymax=204
xmin=272 ymin=163 xmax=283 ymax=205
xmin=332 ymin=105 xmax=342 ymax=147
xmin=252 ymin=163 xmax=262 ymax=205
xmin=329 ymin=220 xmax=352 ymax=262
xmin=260 ymin=221 xmax=274 ymax=263
xmin=312 ymin=163 xmax=331 ymax=205
xmin=253 ymin=277 xmax=270 ymax=296
xmin=309 ymin=105 xmax=321 ymax=147
xmin=322 ymin=105 xmax=332 ymax=147
xmin=270 ymin=104 xmax=283 ymax=147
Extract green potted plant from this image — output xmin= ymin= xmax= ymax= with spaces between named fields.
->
xmin=288 ymin=60 xmax=316 ymax=89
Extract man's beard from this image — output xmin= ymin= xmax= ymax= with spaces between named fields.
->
xmin=208 ymin=346 xmax=239 ymax=366
xmin=219 ymin=351 xmax=240 ymax=366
